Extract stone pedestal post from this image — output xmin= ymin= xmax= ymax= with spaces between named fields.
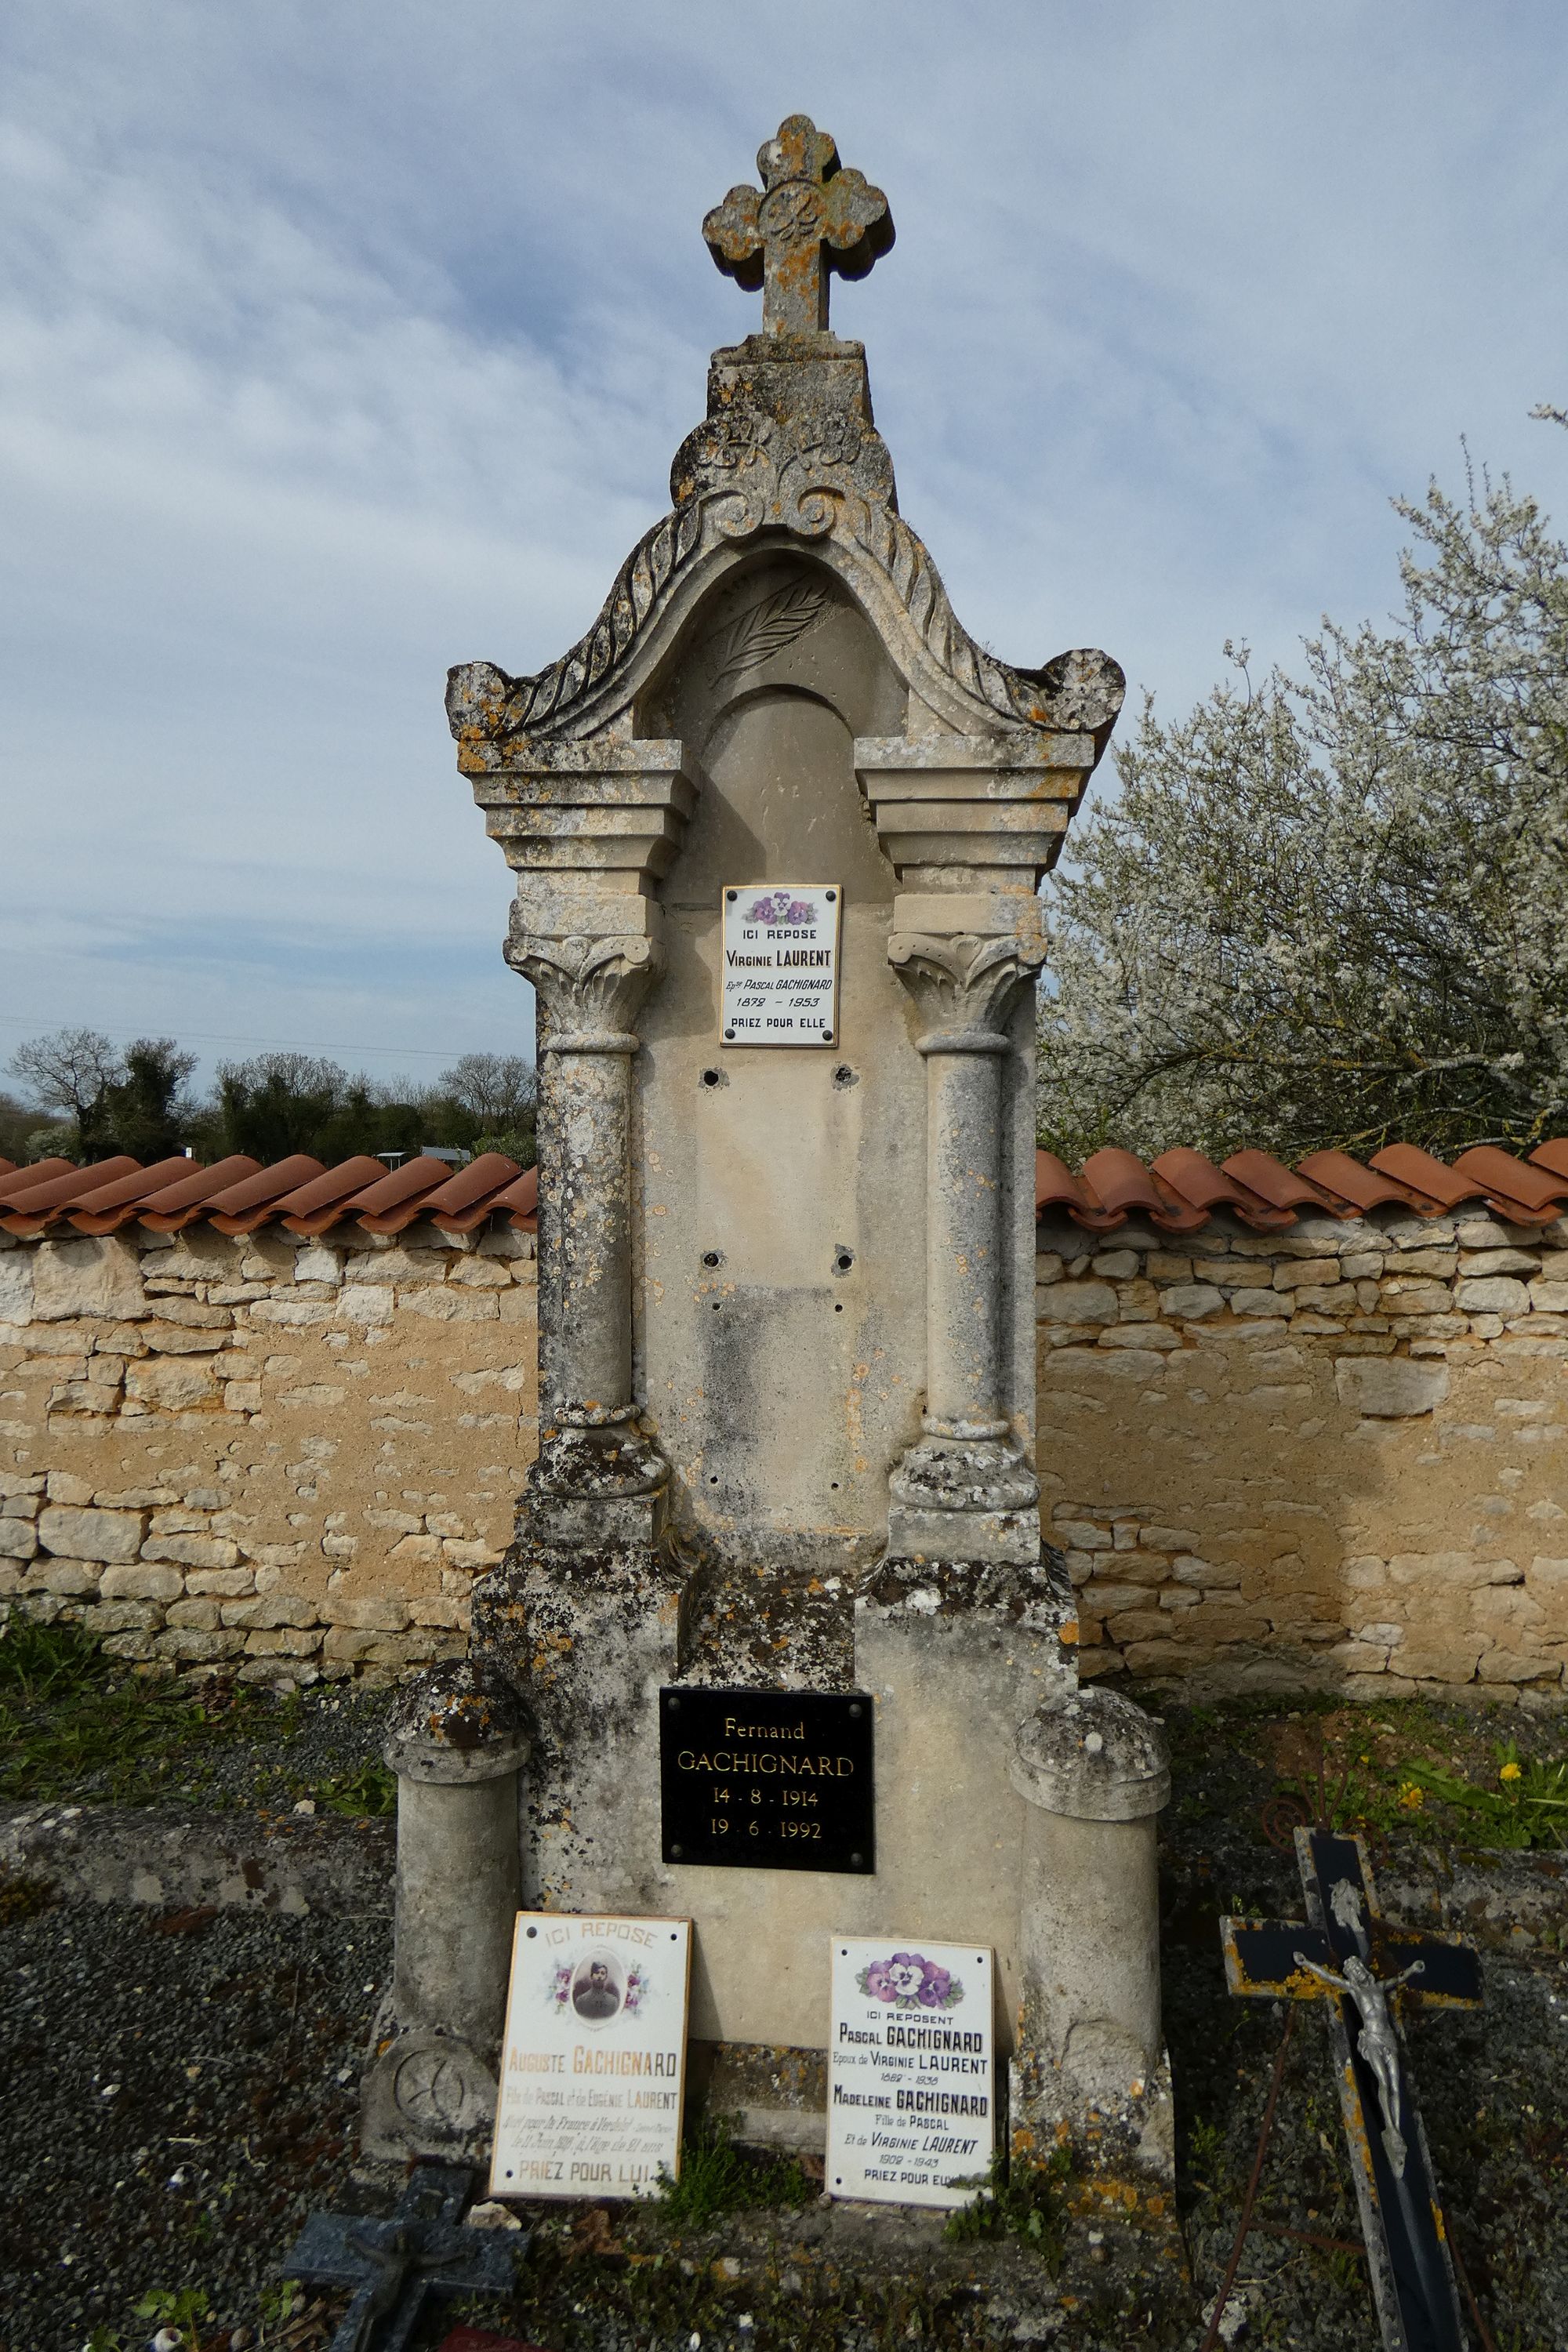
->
xmin=884 ymin=916 xmax=1044 ymax=1564
xmin=510 ymin=917 xmax=670 ymax=1532
xmin=1008 ymin=1687 xmax=1174 ymax=2184
xmin=361 ymin=1663 xmax=531 ymax=2161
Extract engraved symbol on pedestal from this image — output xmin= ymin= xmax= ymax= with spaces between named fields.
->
xmin=704 ymin=114 xmax=895 ymax=336
xmin=393 ymin=2042 xmax=485 ymax=2140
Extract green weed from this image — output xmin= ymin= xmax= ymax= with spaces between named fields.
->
xmin=0 ymin=1611 xmax=107 ymax=1700
xmin=132 ymin=2285 xmax=212 ymax=2347
xmin=1404 ymin=1744 xmax=1568 ymax=1851
xmin=0 ymin=1619 xmax=281 ymax=1806
xmin=944 ymin=2145 xmax=1070 ymax=2265
xmin=653 ymin=2111 xmax=813 ymax=2226
xmin=311 ymin=1759 xmax=396 ymax=1817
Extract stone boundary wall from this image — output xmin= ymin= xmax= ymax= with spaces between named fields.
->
xmin=5 ymin=1203 xmax=1568 ymax=1703
xmin=1039 ymin=1203 xmax=1568 ymax=1704
xmin=0 ymin=1221 xmax=538 ymax=1684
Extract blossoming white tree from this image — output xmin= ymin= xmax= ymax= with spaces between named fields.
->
xmin=1039 ymin=419 xmax=1568 ymax=1165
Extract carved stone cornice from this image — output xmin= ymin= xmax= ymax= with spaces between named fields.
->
xmin=887 ymin=930 xmax=1046 ymax=1048
xmin=506 ymin=927 xmax=662 ymax=1053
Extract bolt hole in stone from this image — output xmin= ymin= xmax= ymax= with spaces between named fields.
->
xmin=833 ymin=1249 xmax=854 ymax=1274
xmin=832 ymin=1063 xmax=858 ymax=1088
xmin=709 ymin=1474 xmax=720 ymax=1486
xmin=702 ymin=1250 xmax=723 ymax=1268
xmin=700 ymin=1067 xmax=728 ymax=1088
xmin=834 ymin=1303 xmax=844 ymax=1312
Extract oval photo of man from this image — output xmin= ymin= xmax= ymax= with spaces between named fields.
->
xmin=570 ymin=1949 xmax=625 ymax=2024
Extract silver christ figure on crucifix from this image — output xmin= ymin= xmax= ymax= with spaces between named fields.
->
xmin=703 ymin=114 xmax=895 ymax=334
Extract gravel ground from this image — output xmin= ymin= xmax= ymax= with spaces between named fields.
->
xmin=2 ymin=1686 xmax=1564 ymax=2351
xmin=0 ymin=1896 xmax=387 ymax=2352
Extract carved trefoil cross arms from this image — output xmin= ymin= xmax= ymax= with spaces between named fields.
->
xmin=705 ymin=114 xmax=895 ymax=336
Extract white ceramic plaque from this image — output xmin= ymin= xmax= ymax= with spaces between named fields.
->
xmin=720 ymin=883 xmax=841 ymax=1046
xmin=827 ymin=1936 xmax=994 ymax=2209
xmin=490 ymin=1913 xmax=691 ymax=2201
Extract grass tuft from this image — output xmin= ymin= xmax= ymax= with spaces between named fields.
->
xmin=944 ymin=2144 xmax=1071 ymax=2263
xmin=654 ymin=2110 xmax=815 ymax=2226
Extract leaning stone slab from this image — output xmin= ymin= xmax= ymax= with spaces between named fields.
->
xmin=0 ymin=1799 xmax=392 ymax=1917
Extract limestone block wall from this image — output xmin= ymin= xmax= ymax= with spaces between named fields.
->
xmin=5 ymin=1200 xmax=1568 ymax=1703
xmin=0 ymin=1221 xmax=538 ymax=1682
xmin=1037 ymin=1204 xmax=1568 ymax=1704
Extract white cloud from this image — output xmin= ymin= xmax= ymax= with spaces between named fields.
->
xmin=1 ymin=0 xmax=1566 ymax=1084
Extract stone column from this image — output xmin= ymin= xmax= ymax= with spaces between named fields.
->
xmin=361 ymin=1663 xmax=532 ymax=2161
xmin=885 ymin=920 xmax=1044 ymax=1564
xmin=509 ymin=920 xmax=668 ymax=1535
xmin=1009 ymin=1687 xmax=1174 ymax=2183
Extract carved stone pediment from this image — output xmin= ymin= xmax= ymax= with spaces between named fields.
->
xmin=448 ymin=337 xmax=1124 ymax=804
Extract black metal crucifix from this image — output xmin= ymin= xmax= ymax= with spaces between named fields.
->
xmin=280 ymin=2162 xmax=524 ymax=2352
xmin=703 ymin=114 xmax=895 ymax=336
xmin=1223 ymin=1828 xmax=1482 ymax=2352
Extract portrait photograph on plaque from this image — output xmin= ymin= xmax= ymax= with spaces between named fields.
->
xmin=490 ymin=1914 xmax=691 ymax=2201
xmin=720 ymin=881 xmax=841 ymax=1045
xmin=659 ymin=1686 xmax=875 ymax=1874
xmin=828 ymin=1938 xmax=995 ymax=2209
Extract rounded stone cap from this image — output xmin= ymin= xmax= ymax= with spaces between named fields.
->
xmin=1009 ymin=1687 xmax=1171 ymax=1822
xmin=383 ymin=1661 xmax=532 ymax=1785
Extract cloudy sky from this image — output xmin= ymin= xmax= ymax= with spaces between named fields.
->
xmin=2 ymin=1 xmax=1565 ymax=1094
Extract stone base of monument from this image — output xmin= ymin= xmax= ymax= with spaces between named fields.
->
xmin=361 ymin=2023 xmax=499 ymax=2166
xmin=688 ymin=2038 xmax=828 ymax=2155
xmin=366 ymin=1660 xmax=530 ymax=2162
xmin=1008 ymin=2045 xmax=1177 ymax=2196
xmin=1007 ymin=1687 xmax=1177 ymax=2191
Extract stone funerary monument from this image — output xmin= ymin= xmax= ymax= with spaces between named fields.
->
xmin=368 ymin=114 xmax=1173 ymax=2186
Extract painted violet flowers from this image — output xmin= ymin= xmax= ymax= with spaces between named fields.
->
xmin=857 ymin=1951 xmax=964 ymax=2011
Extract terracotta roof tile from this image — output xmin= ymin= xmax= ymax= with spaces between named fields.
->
xmin=268 ymin=1156 xmax=389 ymax=1229
xmin=130 ymin=1156 xmax=269 ymax=1232
xmin=483 ymin=1164 xmax=539 ymax=1231
xmin=1450 ymin=1145 xmax=1568 ymax=1221
xmin=1293 ymin=1150 xmax=1439 ymax=1217
xmin=1218 ymin=1150 xmax=1352 ymax=1220
xmin=2 ymin=1137 xmax=1564 ymax=1248
xmin=0 ymin=1156 xmax=77 ymax=1210
xmin=357 ymin=1152 xmax=521 ymax=1236
xmin=1149 ymin=1148 xmax=1297 ymax=1231
xmin=418 ymin=1153 xmax=525 ymax=1232
xmin=71 ymin=1156 xmax=263 ymax=1235
xmin=1530 ymin=1138 xmax=1568 ymax=1180
xmin=1034 ymin=1152 xmax=1120 ymax=1232
xmin=206 ymin=1156 xmax=328 ymax=1233
xmin=1370 ymin=1142 xmax=1560 ymax=1225
xmin=0 ymin=1156 xmax=147 ymax=1233
xmin=1081 ymin=1148 xmax=1210 ymax=1235
xmin=324 ymin=1156 xmax=461 ymax=1237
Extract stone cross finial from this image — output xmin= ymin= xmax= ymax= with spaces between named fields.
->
xmin=704 ymin=114 xmax=895 ymax=336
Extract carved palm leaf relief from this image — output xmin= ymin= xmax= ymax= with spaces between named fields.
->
xmin=707 ymin=577 xmax=830 ymax=686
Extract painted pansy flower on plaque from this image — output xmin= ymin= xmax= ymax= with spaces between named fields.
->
xmin=858 ymin=1951 xmax=964 ymax=2011
xmin=829 ymin=1938 xmax=994 ymax=2209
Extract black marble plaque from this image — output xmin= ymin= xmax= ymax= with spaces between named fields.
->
xmin=659 ymin=1686 xmax=875 ymax=1874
